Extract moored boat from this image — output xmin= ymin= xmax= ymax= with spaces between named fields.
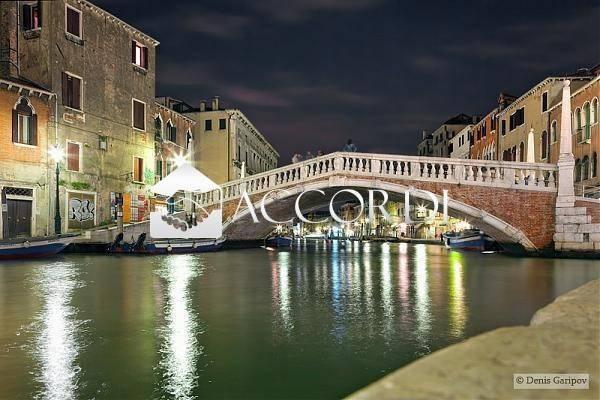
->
xmin=442 ymin=229 xmax=499 ymax=252
xmin=0 ymin=235 xmax=77 ymax=259
xmin=264 ymin=235 xmax=293 ymax=248
xmin=107 ymin=233 xmax=224 ymax=255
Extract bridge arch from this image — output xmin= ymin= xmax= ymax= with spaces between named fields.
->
xmin=223 ymin=177 xmax=538 ymax=251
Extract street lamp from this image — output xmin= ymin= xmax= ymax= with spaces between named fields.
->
xmin=49 ymin=145 xmax=64 ymax=235
xmin=173 ymin=153 xmax=187 ymax=168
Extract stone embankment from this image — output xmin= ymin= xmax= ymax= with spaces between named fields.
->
xmin=346 ymin=279 xmax=599 ymax=400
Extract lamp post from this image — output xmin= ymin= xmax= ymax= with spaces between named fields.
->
xmin=49 ymin=146 xmax=64 ymax=235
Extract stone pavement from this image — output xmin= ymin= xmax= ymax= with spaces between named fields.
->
xmin=346 ymin=279 xmax=599 ymax=400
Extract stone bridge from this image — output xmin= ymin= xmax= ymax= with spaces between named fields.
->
xmin=199 ymin=152 xmax=563 ymax=252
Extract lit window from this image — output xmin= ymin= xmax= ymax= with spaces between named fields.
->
xmin=22 ymin=2 xmax=41 ymax=31
xmin=12 ymin=97 xmax=37 ymax=146
xmin=131 ymin=41 xmax=148 ymax=69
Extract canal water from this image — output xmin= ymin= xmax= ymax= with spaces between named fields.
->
xmin=0 ymin=241 xmax=598 ymax=400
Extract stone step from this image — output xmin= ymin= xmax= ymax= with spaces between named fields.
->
xmin=555 ymin=207 xmax=587 ymax=216
xmin=555 ymin=241 xmax=599 ymax=251
xmin=555 ymin=215 xmax=592 ymax=224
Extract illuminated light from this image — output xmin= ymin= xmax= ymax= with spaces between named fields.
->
xmin=173 ymin=153 xmax=188 ymax=167
xmin=399 ymin=242 xmax=408 ymax=254
xmin=48 ymin=145 xmax=65 ymax=163
xmin=381 ymin=243 xmax=393 ymax=338
xmin=276 ymin=252 xmax=292 ymax=332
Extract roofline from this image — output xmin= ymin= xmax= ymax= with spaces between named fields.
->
xmin=473 ymin=108 xmax=498 ymax=128
xmin=546 ymin=75 xmax=600 ymax=113
xmin=154 ymin=101 xmax=196 ymax=125
xmin=497 ymin=76 xmax=592 ymax=117
xmin=0 ymin=78 xmax=55 ymax=97
xmin=79 ymin=0 xmax=159 ymax=46
xmin=228 ymin=109 xmax=280 ymax=157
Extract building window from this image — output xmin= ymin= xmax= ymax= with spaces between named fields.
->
xmin=205 ymin=119 xmax=212 ymax=131
xmin=67 ymin=141 xmax=81 ymax=172
xmin=592 ymin=98 xmax=598 ymax=125
xmin=12 ymin=97 xmax=37 ymax=146
xmin=132 ymin=99 xmax=146 ymax=130
xmin=131 ymin=41 xmax=148 ymax=69
xmin=501 ymin=120 xmax=506 ymax=135
xmin=582 ymin=156 xmax=590 ymax=181
xmin=518 ymin=142 xmax=524 ymax=162
xmin=541 ymin=131 xmax=548 ymax=160
xmin=133 ymin=157 xmax=144 ymax=183
xmin=65 ymin=5 xmax=82 ymax=38
xmin=62 ymin=72 xmax=81 ymax=110
xmin=186 ymin=130 xmax=192 ymax=149
xmin=154 ymin=116 xmax=162 ymax=140
xmin=166 ymin=121 xmax=176 ymax=142
xmin=583 ymin=102 xmax=591 ymax=140
xmin=551 ymin=120 xmax=557 ymax=143
xmin=509 ymin=107 xmax=525 ymax=131
xmin=541 ymin=91 xmax=548 ymax=112
xmin=22 ymin=2 xmax=41 ymax=31
xmin=575 ymin=159 xmax=581 ymax=182
xmin=219 ymin=118 xmax=226 ymax=130
xmin=592 ymin=152 xmax=598 ymax=178
xmin=155 ymin=158 xmax=163 ymax=180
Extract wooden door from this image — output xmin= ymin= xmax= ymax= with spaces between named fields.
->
xmin=7 ymin=199 xmax=32 ymax=238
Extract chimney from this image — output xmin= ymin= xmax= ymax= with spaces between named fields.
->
xmin=212 ymin=96 xmax=219 ymax=111
xmin=0 ymin=1 xmax=19 ymax=79
xmin=422 ymin=130 xmax=427 ymax=140
xmin=199 ymin=101 xmax=206 ymax=112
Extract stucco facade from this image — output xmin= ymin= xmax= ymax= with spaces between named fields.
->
xmin=0 ymin=79 xmax=53 ymax=239
xmin=181 ymin=98 xmax=279 ymax=184
xmin=1 ymin=0 xmax=160 ymax=230
xmin=497 ymin=77 xmax=592 ymax=162
xmin=449 ymin=125 xmax=472 ymax=159
xmin=548 ymin=76 xmax=599 ymax=190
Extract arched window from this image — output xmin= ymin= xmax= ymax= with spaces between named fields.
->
xmin=519 ymin=142 xmax=525 ymax=162
xmin=583 ymin=102 xmax=591 ymax=140
xmin=12 ymin=97 xmax=37 ymax=146
xmin=166 ymin=120 xmax=176 ymax=143
xmin=592 ymin=98 xmax=598 ymax=124
xmin=185 ymin=129 xmax=192 ymax=149
xmin=575 ymin=159 xmax=581 ymax=182
xmin=541 ymin=131 xmax=548 ymax=160
xmin=592 ymin=152 xmax=597 ymax=178
xmin=582 ymin=156 xmax=590 ymax=181
xmin=154 ymin=116 xmax=162 ymax=140
xmin=550 ymin=120 xmax=557 ymax=143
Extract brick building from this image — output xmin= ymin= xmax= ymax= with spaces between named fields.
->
xmin=0 ymin=78 xmax=53 ymax=239
xmin=0 ymin=0 xmax=160 ymax=231
xmin=548 ymin=75 xmax=599 ymax=193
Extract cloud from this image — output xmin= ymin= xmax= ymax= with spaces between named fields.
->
xmin=221 ymin=86 xmax=293 ymax=107
xmin=250 ymin=0 xmax=387 ymax=22
xmin=181 ymin=12 xmax=252 ymax=38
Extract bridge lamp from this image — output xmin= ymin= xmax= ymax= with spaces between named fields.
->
xmin=49 ymin=145 xmax=65 ymax=235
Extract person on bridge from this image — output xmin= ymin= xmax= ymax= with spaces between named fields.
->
xmin=292 ymin=153 xmax=303 ymax=163
xmin=343 ymin=139 xmax=357 ymax=152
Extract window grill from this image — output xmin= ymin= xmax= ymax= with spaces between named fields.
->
xmin=4 ymin=187 xmax=34 ymax=197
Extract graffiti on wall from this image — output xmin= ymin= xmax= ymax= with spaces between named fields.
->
xmin=67 ymin=192 xmax=96 ymax=229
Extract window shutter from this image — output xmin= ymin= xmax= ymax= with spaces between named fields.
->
xmin=131 ymin=41 xmax=136 ymax=64
xmin=12 ymin=109 xmax=18 ymax=143
xmin=37 ymin=3 xmax=42 ymax=27
xmin=73 ymin=77 xmax=81 ymax=109
xmin=62 ymin=72 xmax=68 ymax=106
xmin=23 ymin=4 xmax=32 ymax=30
xmin=143 ymin=46 xmax=148 ymax=69
xmin=30 ymin=114 xmax=37 ymax=145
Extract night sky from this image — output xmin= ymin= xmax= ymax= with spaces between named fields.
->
xmin=95 ymin=0 xmax=599 ymax=163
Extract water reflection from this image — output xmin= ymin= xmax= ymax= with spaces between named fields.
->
xmin=448 ymin=252 xmax=468 ymax=338
xmin=271 ymin=252 xmax=293 ymax=333
xmin=414 ymin=244 xmax=431 ymax=354
xmin=32 ymin=262 xmax=84 ymax=400
xmin=157 ymin=256 xmax=201 ymax=400
xmin=380 ymin=243 xmax=393 ymax=340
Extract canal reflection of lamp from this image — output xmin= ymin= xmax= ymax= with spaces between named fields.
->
xmin=35 ymin=263 xmax=81 ymax=400
xmin=448 ymin=252 xmax=467 ymax=338
xmin=414 ymin=244 xmax=431 ymax=346
xmin=159 ymin=256 xmax=199 ymax=399
xmin=49 ymin=146 xmax=65 ymax=235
